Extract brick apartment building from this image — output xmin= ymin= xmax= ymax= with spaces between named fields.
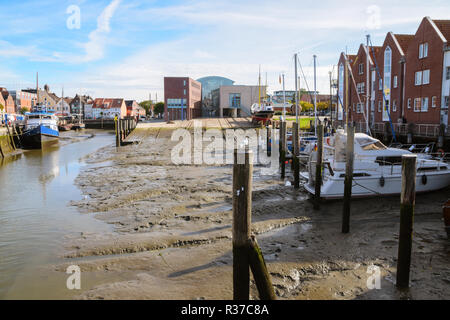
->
xmin=0 ymin=88 xmax=16 ymax=114
xmin=164 ymin=77 xmax=202 ymax=121
xmin=337 ymin=16 xmax=450 ymax=131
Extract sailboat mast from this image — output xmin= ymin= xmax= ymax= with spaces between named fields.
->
xmin=366 ymin=34 xmax=370 ymax=134
xmin=294 ymin=53 xmax=299 ymax=123
xmin=258 ymin=65 xmax=261 ymax=107
xmin=313 ymin=55 xmax=317 ymax=136
xmin=36 ymin=72 xmax=39 ymax=109
xmin=282 ymin=73 xmax=286 ymax=120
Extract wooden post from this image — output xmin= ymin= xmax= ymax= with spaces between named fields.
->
xmin=266 ymin=125 xmax=271 ymax=157
xmin=396 ymin=154 xmax=417 ymax=289
xmin=247 ymin=236 xmax=276 ymax=300
xmin=342 ymin=125 xmax=355 ymax=233
xmin=5 ymin=123 xmax=16 ymax=151
xmin=314 ymin=124 xmax=324 ymax=209
xmin=293 ymin=122 xmax=300 ymax=189
xmin=115 ymin=118 xmax=119 ymax=147
xmin=233 ymin=149 xmax=253 ymax=300
xmin=280 ymin=121 xmax=286 ymax=179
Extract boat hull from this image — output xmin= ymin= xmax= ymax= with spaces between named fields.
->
xmin=22 ymin=125 xmax=59 ymax=149
xmin=302 ymin=170 xmax=450 ymax=199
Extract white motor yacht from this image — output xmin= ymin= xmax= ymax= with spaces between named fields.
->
xmin=301 ymin=130 xmax=450 ymax=199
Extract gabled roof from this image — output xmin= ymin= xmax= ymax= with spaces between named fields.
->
xmin=93 ymin=98 xmax=124 ymax=109
xmin=432 ymin=19 xmax=450 ymax=42
xmin=393 ymin=34 xmax=415 ymax=55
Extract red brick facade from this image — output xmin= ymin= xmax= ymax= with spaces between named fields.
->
xmin=403 ymin=17 xmax=446 ymax=125
xmin=338 ymin=16 xmax=450 ymax=130
xmin=164 ymin=77 xmax=202 ymax=121
xmin=0 ymin=88 xmax=16 ymax=114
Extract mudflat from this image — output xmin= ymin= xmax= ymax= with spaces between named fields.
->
xmin=64 ymin=127 xmax=450 ymax=300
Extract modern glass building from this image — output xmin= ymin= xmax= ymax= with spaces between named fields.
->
xmin=197 ymin=76 xmax=234 ymax=117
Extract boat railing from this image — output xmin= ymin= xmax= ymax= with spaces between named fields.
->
xmin=390 ymin=142 xmax=436 ymax=154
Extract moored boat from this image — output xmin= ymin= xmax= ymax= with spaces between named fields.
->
xmin=301 ymin=130 xmax=450 ymax=199
xmin=22 ymin=112 xmax=59 ymax=149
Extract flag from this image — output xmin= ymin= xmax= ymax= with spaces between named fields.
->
xmin=279 ymin=75 xmax=281 ymax=84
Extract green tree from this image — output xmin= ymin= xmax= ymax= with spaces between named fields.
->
xmin=317 ymin=101 xmax=330 ymax=111
xmin=20 ymin=107 xmax=30 ymax=114
xmin=139 ymin=101 xmax=152 ymax=115
xmin=300 ymin=101 xmax=313 ymax=112
xmin=153 ymin=102 xmax=164 ymax=115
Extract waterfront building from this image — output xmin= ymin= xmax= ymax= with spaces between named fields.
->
xmin=403 ymin=17 xmax=450 ymax=126
xmin=373 ymin=33 xmax=413 ymax=125
xmin=197 ymin=76 xmax=234 ymax=117
xmin=9 ymin=90 xmax=37 ymax=113
xmin=337 ymin=16 xmax=450 ymax=134
xmin=0 ymin=88 xmax=16 ymax=114
xmin=125 ymin=100 xmax=146 ymax=118
xmin=164 ymin=77 xmax=202 ymax=121
xmin=70 ymin=95 xmax=94 ymax=118
xmin=214 ymin=85 xmax=266 ymax=117
xmin=92 ymin=98 xmax=127 ymax=119
xmin=54 ymin=98 xmax=72 ymax=115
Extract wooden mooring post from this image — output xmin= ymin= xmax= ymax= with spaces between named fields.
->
xmin=115 ymin=118 xmax=120 ymax=147
xmin=266 ymin=125 xmax=271 ymax=157
xmin=232 ymin=149 xmax=276 ymax=300
xmin=396 ymin=154 xmax=417 ymax=289
xmin=233 ymin=149 xmax=253 ymax=300
xmin=342 ymin=125 xmax=355 ymax=233
xmin=314 ymin=124 xmax=324 ymax=209
xmin=293 ymin=122 xmax=300 ymax=189
xmin=280 ymin=121 xmax=287 ymax=179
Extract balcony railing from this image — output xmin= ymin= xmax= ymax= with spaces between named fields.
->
xmin=362 ymin=122 xmax=449 ymax=138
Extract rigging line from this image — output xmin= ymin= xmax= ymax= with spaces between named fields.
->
xmin=368 ymin=37 xmax=397 ymax=142
xmin=347 ymin=62 xmax=372 ymax=136
xmin=298 ymin=57 xmax=316 ymax=110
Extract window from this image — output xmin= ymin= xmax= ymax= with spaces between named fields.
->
xmin=415 ymin=71 xmax=422 ymax=86
xmin=393 ymin=100 xmax=397 ymax=112
xmin=393 ymin=76 xmax=398 ymax=88
xmin=183 ymin=80 xmax=186 ymax=86
xmin=432 ymin=96 xmax=437 ymax=108
xmin=353 ymin=103 xmax=355 ymax=111
xmin=378 ymin=101 xmax=382 ymax=112
xmin=357 ymin=83 xmax=365 ymax=94
xmin=414 ymin=98 xmax=421 ymax=112
xmin=419 ymin=43 xmax=428 ymax=59
xmin=446 ymin=67 xmax=450 ymax=80
xmin=183 ymin=89 xmax=186 ymax=95
xmin=229 ymin=93 xmax=241 ymax=108
xmin=359 ymin=63 xmax=364 ymax=75
xmin=423 ymin=70 xmax=430 ymax=84
xmin=357 ymin=103 xmax=362 ymax=113
xmin=379 ymin=79 xmax=383 ymax=90
xmin=371 ymin=100 xmax=375 ymax=111
xmin=421 ymin=97 xmax=429 ymax=112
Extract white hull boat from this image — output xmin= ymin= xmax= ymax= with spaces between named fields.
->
xmin=301 ymin=130 xmax=450 ymax=199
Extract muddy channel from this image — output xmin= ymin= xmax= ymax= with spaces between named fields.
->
xmin=59 ymin=128 xmax=450 ymax=300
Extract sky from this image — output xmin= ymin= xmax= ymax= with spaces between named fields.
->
xmin=0 ymin=0 xmax=449 ymax=102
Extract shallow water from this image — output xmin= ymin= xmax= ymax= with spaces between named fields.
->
xmin=0 ymin=131 xmax=115 ymax=299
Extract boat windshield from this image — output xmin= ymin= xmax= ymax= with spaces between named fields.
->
xmin=357 ymin=137 xmax=387 ymax=150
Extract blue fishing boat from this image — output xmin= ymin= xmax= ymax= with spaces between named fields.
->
xmin=22 ymin=112 xmax=59 ymax=149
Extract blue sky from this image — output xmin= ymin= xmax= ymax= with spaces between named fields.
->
xmin=1 ymin=0 xmax=449 ymax=101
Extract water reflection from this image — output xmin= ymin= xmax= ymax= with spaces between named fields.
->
xmin=0 ymin=131 xmax=114 ymax=299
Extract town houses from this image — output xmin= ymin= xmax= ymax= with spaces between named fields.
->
xmin=338 ymin=16 xmax=450 ymax=135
